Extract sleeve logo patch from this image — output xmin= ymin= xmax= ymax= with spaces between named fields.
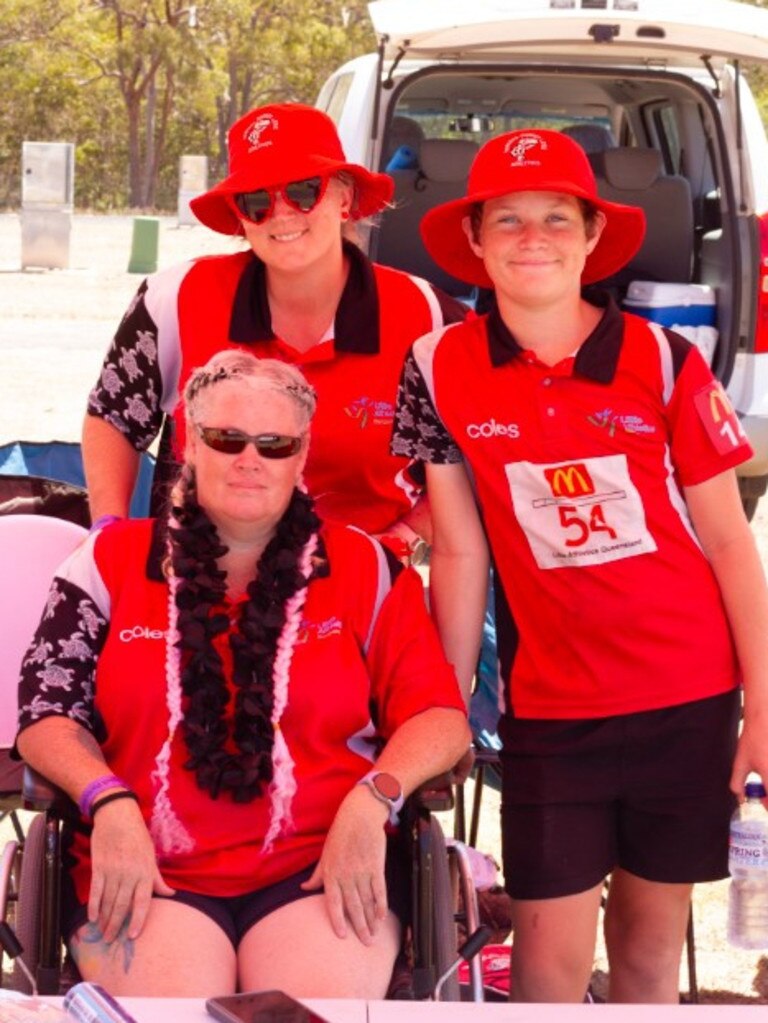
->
xmin=693 ymin=384 xmax=747 ymax=455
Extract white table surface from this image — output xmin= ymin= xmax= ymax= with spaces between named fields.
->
xmin=4 ymin=995 xmax=766 ymax=1023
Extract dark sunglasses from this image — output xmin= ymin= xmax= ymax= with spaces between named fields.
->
xmin=233 ymin=176 xmax=329 ymax=225
xmin=197 ymin=427 xmax=304 ymax=458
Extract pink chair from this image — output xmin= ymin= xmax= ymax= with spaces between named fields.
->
xmin=0 ymin=514 xmax=87 ymax=991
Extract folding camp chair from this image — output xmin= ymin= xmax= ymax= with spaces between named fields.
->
xmin=0 ymin=440 xmax=155 ymax=520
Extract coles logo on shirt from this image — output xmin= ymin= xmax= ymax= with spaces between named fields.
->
xmin=119 ymin=625 xmax=165 ymax=642
xmin=345 ymin=397 xmax=394 ymax=428
xmin=466 ymin=418 xmax=520 ymax=440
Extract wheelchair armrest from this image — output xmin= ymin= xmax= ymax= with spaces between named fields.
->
xmin=22 ymin=765 xmax=72 ymax=816
xmin=412 ymin=770 xmax=455 ymax=814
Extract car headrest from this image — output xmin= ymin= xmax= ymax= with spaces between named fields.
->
xmin=602 ymin=148 xmax=663 ymax=190
xmin=419 ymin=139 xmax=479 ymax=183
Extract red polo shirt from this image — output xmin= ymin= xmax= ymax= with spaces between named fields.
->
xmin=18 ymin=519 xmax=464 ymax=899
xmin=392 ymin=295 xmax=751 ymax=719
xmin=86 ymin=242 xmax=466 ymax=533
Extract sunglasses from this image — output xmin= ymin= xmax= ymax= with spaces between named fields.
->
xmin=197 ymin=427 xmax=304 ymax=458
xmin=233 ymin=176 xmax=329 ymax=225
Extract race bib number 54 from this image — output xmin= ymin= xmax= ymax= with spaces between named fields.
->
xmin=506 ymin=455 xmax=657 ymax=569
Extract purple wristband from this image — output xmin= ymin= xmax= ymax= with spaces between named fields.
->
xmin=78 ymin=775 xmax=128 ymax=817
xmin=90 ymin=514 xmax=122 ymax=534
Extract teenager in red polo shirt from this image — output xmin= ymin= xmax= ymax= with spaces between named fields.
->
xmin=82 ymin=103 xmax=466 ymax=558
xmin=392 ymin=129 xmax=768 ymax=1003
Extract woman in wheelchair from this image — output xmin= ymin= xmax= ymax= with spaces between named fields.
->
xmin=16 ymin=351 xmax=470 ymax=999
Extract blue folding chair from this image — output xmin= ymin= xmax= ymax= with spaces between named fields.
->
xmin=0 ymin=440 xmax=154 ymax=519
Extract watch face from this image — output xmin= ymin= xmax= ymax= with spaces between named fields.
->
xmin=373 ymin=772 xmax=401 ymax=801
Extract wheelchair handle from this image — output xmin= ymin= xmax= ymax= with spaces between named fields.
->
xmin=432 ymin=924 xmax=493 ymax=1001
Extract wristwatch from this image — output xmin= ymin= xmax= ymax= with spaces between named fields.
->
xmin=358 ymin=769 xmax=405 ymax=824
xmin=379 ymin=531 xmax=430 ymax=567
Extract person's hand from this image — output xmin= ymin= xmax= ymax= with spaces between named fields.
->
xmin=88 ymin=799 xmax=175 ymax=942
xmin=731 ymin=709 xmax=768 ymax=808
xmin=301 ymin=787 xmax=389 ymax=945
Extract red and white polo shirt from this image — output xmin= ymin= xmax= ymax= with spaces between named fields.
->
xmin=393 ymin=295 xmax=751 ymax=719
xmin=18 ymin=519 xmax=464 ymax=899
xmin=87 ymin=242 xmax=467 ymax=533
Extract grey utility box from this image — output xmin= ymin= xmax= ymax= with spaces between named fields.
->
xmin=21 ymin=141 xmax=75 ymax=270
xmin=178 ymin=154 xmax=208 ymax=226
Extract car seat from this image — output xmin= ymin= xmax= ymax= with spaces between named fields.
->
xmin=560 ymin=123 xmax=617 ymax=154
xmin=374 ymin=137 xmax=479 ymax=298
xmin=589 ymin=147 xmax=695 ymax=286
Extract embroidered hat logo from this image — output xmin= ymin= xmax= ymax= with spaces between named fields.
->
xmin=505 ymin=133 xmax=545 ymax=167
xmin=244 ymin=113 xmax=278 ymax=153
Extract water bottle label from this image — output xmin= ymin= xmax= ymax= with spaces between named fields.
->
xmin=729 ymin=822 xmax=768 ymax=871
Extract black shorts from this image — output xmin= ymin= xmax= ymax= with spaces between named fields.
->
xmin=64 ymin=832 xmax=410 ymax=949
xmin=499 ymin=690 xmax=740 ymax=900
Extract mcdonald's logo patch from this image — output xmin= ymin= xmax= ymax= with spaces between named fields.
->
xmin=544 ymin=463 xmax=595 ymax=498
xmin=693 ymin=383 xmax=750 ymax=456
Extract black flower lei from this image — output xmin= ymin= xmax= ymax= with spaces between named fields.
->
xmin=167 ymin=487 xmax=321 ymax=803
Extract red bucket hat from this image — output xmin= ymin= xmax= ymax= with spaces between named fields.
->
xmin=191 ymin=103 xmax=394 ymax=235
xmin=420 ymin=129 xmax=646 ymax=288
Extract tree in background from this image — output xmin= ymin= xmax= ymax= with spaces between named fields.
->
xmin=0 ymin=0 xmax=766 ymax=211
xmin=0 ymin=0 xmax=373 ymax=210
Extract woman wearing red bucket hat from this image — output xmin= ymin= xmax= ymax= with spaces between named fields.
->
xmin=82 ymin=103 xmax=467 ymax=559
xmin=393 ymin=129 xmax=768 ymax=1002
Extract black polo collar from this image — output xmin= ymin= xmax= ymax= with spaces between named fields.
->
xmin=486 ymin=289 xmax=624 ymax=384
xmin=229 ymin=239 xmax=381 ymax=354
xmin=146 ymin=518 xmax=330 ymax=582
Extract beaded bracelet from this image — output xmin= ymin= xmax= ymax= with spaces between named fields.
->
xmin=89 ymin=514 xmax=122 ymax=534
xmin=91 ymin=790 xmax=139 ymax=816
xmin=78 ymin=774 xmax=129 ymax=817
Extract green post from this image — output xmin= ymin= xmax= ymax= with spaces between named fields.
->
xmin=127 ymin=216 xmax=160 ymax=274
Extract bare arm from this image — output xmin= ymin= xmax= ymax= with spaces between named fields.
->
xmin=426 ymin=460 xmax=490 ymax=705
xmin=82 ymin=415 xmax=141 ymax=522
xmin=17 ymin=717 xmax=173 ymax=940
xmin=685 ymin=470 xmax=768 ymax=797
xmin=304 ymin=707 xmax=470 ymax=943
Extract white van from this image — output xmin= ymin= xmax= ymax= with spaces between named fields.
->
xmin=317 ymin=0 xmax=768 ymax=516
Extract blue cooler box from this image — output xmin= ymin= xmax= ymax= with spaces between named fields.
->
xmin=623 ymin=281 xmax=716 ymax=328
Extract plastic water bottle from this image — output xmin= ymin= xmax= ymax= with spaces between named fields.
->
xmin=727 ymin=777 xmax=768 ymax=950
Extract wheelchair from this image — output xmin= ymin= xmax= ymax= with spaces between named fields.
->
xmin=2 ymin=770 xmax=483 ymax=1001
xmin=0 ymin=512 xmax=485 ymax=1002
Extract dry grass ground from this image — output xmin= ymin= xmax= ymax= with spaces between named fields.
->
xmin=0 ymin=212 xmax=767 ymax=1002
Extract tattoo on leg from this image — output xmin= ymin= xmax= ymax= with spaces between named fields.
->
xmin=72 ymin=918 xmax=136 ymax=974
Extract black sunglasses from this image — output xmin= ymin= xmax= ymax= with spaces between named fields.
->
xmin=197 ymin=427 xmax=304 ymax=458
xmin=233 ymin=176 xmax=329 ymax=225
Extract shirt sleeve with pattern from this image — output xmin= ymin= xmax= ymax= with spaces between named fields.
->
xmin=391 ymin=346 xmax=463 ymax=465
xmin=86 ymin=279 xmax=164 ymax=451
xmin=17 ymin=537 xmax=109 ymax=737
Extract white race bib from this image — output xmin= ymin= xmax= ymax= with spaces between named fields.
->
xmin=506 ymin=455 xmax=657 ymax=570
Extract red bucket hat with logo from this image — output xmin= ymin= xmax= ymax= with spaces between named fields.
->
xmin=420 ymin=128 xmax=646 ymax=288
xmin=191 ymin=103 xmax=394 ymax=235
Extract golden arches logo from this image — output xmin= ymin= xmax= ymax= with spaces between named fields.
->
xmin=544 ymin=463 xmax=595 ymax=498
xmin=708 ymin=387 xmax=733 ymax=424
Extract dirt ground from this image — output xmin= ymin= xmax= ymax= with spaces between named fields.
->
xmin=1 ymin=212 xmax=767 ymax=1003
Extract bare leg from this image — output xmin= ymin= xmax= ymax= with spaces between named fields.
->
xmin=509 ymin=882 xmax=603 ymax=1002
xmin=604 ymin=868 xmax=692 ymax=1003
xmin=70 ymin=899 xmax=236 ymax=996
xmin=238 ymin=893 xmax=400 ymax=998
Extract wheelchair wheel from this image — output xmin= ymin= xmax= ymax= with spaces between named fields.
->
xmin=13 ymin=813 xmax=46 ymax=993
xmin=429 ymin=816 xmax=460 ymax=1001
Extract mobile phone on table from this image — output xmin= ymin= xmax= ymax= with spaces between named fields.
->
xmin=205 ymin=990 xmax=333 ymax=1023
